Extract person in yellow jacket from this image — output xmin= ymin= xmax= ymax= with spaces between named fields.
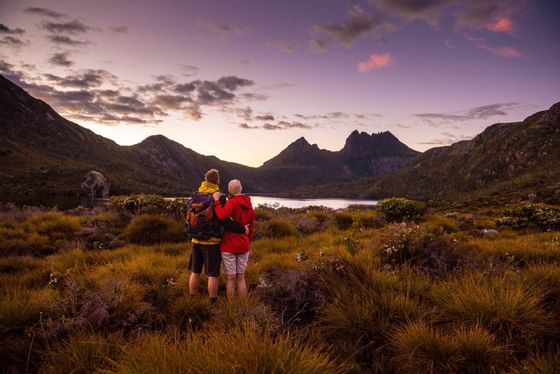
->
xmin=188 ymin=169 xmax=222 ymax=303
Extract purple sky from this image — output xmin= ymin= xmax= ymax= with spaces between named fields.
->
xmin=1 ymin=0 xmax=559 ymax=166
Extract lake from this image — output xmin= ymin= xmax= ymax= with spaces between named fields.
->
xmin=248 ymin=195 xmax=377 ymax=209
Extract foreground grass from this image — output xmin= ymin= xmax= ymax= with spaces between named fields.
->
xmin=0 ymin=204 xmax=559 ymax=373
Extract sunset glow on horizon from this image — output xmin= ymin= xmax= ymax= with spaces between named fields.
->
xmin=1 ymin=0 xmax=559 ymax=167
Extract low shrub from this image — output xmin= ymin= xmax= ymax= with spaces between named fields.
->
xmin=255 ymin=266 xmax=326 ymax=326
xmin=334 ymin=213 xmax=353 ymax=230
xmin=259 ymin=219 xmax=298 ymax=238
xmin=378 ymin=224 xmax=477 ymax=276
xmin=123 ymin=215 xmax=184 ymax=245
xmin=295 ymin=216 xmax=319 ymax=234
xmin=377 ymin=197 xmax=426 ymax=222
xmin=497 ymin=202 xmax=560 ymax=230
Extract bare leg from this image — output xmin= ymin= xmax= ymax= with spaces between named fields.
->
xmin=208 ymin=276 xmax=219 ymax=299
xmin=236 ymin=273 xmax=247 ymax=298
xmin=189 ymin=272 xmax=200 ymax=296
xmin=226 ymin=274 xmax=236 ymax=301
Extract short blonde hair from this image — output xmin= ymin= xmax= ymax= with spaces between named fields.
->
xmin=228 ymin=179 xmax=242 ymax=195
xmin=204 ymin=169 xmax=220 ymax=184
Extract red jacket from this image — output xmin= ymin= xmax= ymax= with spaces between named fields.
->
xmin=213 ymin=194 xmax=255 ymax=253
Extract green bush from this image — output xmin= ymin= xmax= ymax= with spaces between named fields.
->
xmin=123 ymin=215 xmax=184 ymax=245
xmin=260 ymin=219 xmax=298 ymax=238
xmin=334 ymin=213 xmax=353 ymax=230
xmin=377 ymin=197 xmax=426 ymax=222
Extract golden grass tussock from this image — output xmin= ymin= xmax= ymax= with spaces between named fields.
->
xmin=40 ymin=332 xmax=125 ymax=374
xmin=123 ymin=214 xmax=184 ymax=245
xmin=469 ymin=232 xmax=560 ymax=264
xmin=113 ymin=323 xmax=352 ymax=374
xmin=0 ymin=286 xmax=57 ymax=329
xmin=430 ymin=273 xmax=556 ymax=347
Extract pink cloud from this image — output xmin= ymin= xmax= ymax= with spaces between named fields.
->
xmin=487 ymin=17 xmax=514 ymax=33
xmin=357 ymin=53 xmax=394 ymax=73
xmin=485 ymin=45 xmax=523 ymax=58
xmin=465 ymin=35 xmax=523 ymax=59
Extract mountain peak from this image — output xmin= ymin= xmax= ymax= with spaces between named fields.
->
xmin=341 ymin=130 xmax=416 ymax=158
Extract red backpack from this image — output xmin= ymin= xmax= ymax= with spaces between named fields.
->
xmin=185 ymin=192 xmax=221 ymax=240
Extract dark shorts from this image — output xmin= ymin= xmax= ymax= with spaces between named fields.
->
xmin=188 ymin=243 xmax=221 ymax=277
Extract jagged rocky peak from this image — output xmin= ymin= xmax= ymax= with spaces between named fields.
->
xmin=286 ymin=136 xmax=319 ymax=152
xmin=341 ymin=130 xmax=415 ymax=157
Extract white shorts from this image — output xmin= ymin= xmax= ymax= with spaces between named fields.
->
xmin=222 ymin=252 xmax=250 ymax=275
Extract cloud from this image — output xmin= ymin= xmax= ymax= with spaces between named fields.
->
xmin=0 ymin=36 xmax=27 ymax=47
xmin=357 ymin=52 xmax=394 ymax=72
xmin=43 ymin=20 xmax=91 ymax=34
xmin=47 ymin=34 xmax=89 ymax=45
xmin=239 ymin=123 xmax=257 ymax=129
xmin=45 ymin=69 xmax=117 ymax=88
xmin=262 ymin=123 xmax=283 ymax=130
xmin=309 ymin=39 xmax=328 ymax=53
xmin=466 ymin=35 xmax=523 ymax=59
xmin=217 ymin=76 xmax=254 ymax=90
xmin=419 ymin=132 xmax=472 ymax=146
xmin=0 ymin=24 xmax=25 ymax=34
xmin=444 ymin=39 xmax=456 ymax=48
xmin=24 ymin=7 xmax=66 ymax=19
xmin=369 ymin=0 xmax=453 ymax=26
xmin=238 ymin=120 xmax=313 ymax=131
xmin=109 ymin=26 xmax=128 ymax=34
xmin=48 ymin=52 xmax=74 ymax=67
xmin=240 ymin=93 xmax=268 ymax=101
xmin=3 ymin=60 xmax=261 ymax=125
xmin=256 ymin=114 xmax=275 ymax=121
xmin=313 ymin=5 xmax=389 ymax=48
xmin=198 ymin=20 xmax=249 ymax=35
xmin=267 ymin=41 xmax=296 ymax=53
xmin=152 ymin=94 xmax=191 ymax=110
xmin=178 ymin=64 xmax=199 ymax=76
xmin=455 ymin=0 xmax=525 ymax=34
xmin=414 ymin=102 xmax=520 ymax=125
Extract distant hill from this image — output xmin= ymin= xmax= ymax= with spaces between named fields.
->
xmin=292 ymin=102 xmax=560 ymax=204
xmin=0 ymin=75 xmax=419 ymax=201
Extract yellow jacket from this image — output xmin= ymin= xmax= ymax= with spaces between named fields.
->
xmin=191 ymin=181 xmax=221 ymax=245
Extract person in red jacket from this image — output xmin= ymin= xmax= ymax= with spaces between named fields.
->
xmin=212 ymin=179 xmax=255 ymax=300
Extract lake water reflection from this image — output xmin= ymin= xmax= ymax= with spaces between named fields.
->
xmin=249 ymin=195 xmax=377 ymax=210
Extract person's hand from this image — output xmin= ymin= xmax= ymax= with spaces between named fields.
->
xmin=212 ymin=191 xmax=221 ymax=201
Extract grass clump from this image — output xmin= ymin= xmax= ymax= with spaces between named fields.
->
xmin=391 ymin=321 xmax=461 ymax=373
xmin=259 ymin=218 xmax=298 ymax=238
xmin=334 ymin=212 xmax=353 ymax=230
xmin=114 ymin=324 xmax=351 ymax=373
xmin=40 ymin=332 xmax=124 ymax=374
xmin=431 ymin=273 xmax=555 ymax=349
xmin=0 ymin=287 xmax=56 ymax=329
xmin=123 ymin=214 xmax=184 ymax=245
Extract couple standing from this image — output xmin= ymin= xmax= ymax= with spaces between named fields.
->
xmin=187 ymin=169 xmax=255 ymax=303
